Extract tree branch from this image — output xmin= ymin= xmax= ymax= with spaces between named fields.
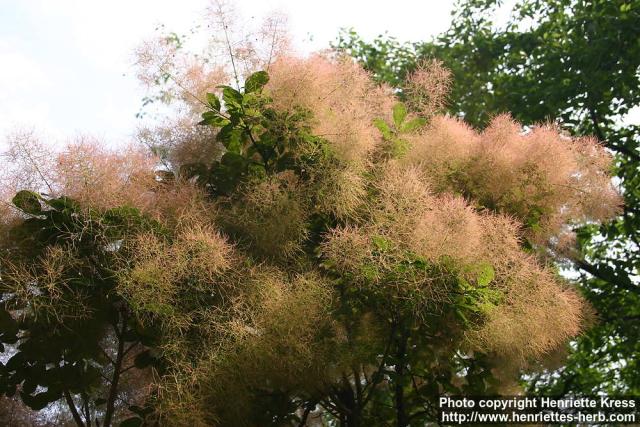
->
xmin=103 ymin=311 xmax=128 ymax=427
xmin=588 ymin=107 xmax=640 ymax=162
xmin=574 ymin=259 xmax=637 ymax=292
xmin=297 ymin=401 xmax=315 ymax=427
xmin=64 ymin=390 xmax=85 ymax=427
xmin=362 ymin=323 xmax=396 ymax=408
xmin=82 ymin=393 xmax=91 ymax=426
xmin=394 ymin=329 xmax=409 ymax=427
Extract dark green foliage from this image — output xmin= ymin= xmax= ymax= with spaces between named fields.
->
xmin=0 ymin=194 xmax=164 ymax=425
xmin=184 ymin=71 xmax=331 ymax=197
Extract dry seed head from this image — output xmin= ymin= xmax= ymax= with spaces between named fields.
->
xmin=1 ymin=132 xmax=159 ymax=213
xmin=1 ymin=247 xmax=94 ymax=323
xmin=266 ymin=55 xmax=395 ymax=163
xmin=119 ymin=217 xmax=236 ymax=321
xmin=1 ymin=128 xmax=57 ymax=195
xmin=401 ymin=112 xmax=621 ymax=245
xmin=372 ymin=163 xmax=433 ymax=223
xmin=146 ymin=181 xmax=214 ymax=228
xmin=118 ymin=233 xmax=176 ymax=317
xmin=467 ymin=257 xmax=585 ymax=363
xmin=173 ymin=223 xmax=235 ymax=282
xmin=407 ymin=195 xmax=484 ymax=265
xmin=194 ymin=271 xmax=341 ymax=426
xmin=219 ymin=174 xmax=309 ymax=260
xmin=404 ymin=58 xmax=452 ymax=117
xmin=402 ymin=115 xmax=478 ymax=193
xmin=474 ymin=116 xmax=621 ymax=242
xmin=314 ymin=163 xmax=368 ymax=220
xmin=55 ymin=139 xmax=157 ymax=210
xmin=321 ymin=226 xmax=372 ymax=274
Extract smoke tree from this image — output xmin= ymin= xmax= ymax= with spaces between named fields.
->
xmin=335 ymin=0 xmax=640 ymax=397
xmin=0 ymin=5 xmax=621 ymax=426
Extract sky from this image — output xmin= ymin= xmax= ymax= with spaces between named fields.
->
xmin=0 ymin=0 xmax=456 ymax=147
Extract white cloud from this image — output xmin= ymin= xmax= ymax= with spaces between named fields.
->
xmin=1 ymin=0 xmax=455 ymax=146
xmin=0 ymin=39 xmax=56 ymax=139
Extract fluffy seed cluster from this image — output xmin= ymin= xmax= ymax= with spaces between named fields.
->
xmin=267 ymin=54 xmax=395 ymax=163
xmin=118 ymin=222 xmax=235 ymax=322
xmin=0 ymin=131 xmax=157 ymax=214
xmin=401 ymin=114 xmax=621 ymax=244
xmin=196 ymin=272 xmax=341 ymax=426
xmin=321 ymin=164 xmax=586 ymax=358
xmin=404 ymin=58 xmax=452 ymax=118
xmin=217 ymin=172 xmax=309 ymax=260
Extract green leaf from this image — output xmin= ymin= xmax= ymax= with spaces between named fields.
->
xmin=220 ymin=152 xmax=245 ymax=169
xmin=120 ymin=417 xmax=143 ymax=427
xmin=206 ymin=92 xmax=221 ymax=111
xmin=476 ymin=263 xmax=495 ymax=287
xmin=199 ymin=111 xmax=229 ymax=127
xmin=400 ymin=117 xmax=427 ymax=133
xmin=392 ymin=103 xmax=407 ymax=127
xmin=133 ymin=350 xmax=156 ymax=369
xmin=373 ymin=118 xmax=393 ymax=140
xmin=44 ymin=196 xmax=80 ymax=212
xmin=244 ymin=71 xmax=270 ymax=93
xmin=220 ymin=86 xmax=243 ymax=109
xmin=21 ymin=390 xmax=59 ymax=410
xmin=224 ymin=128 xmax=244 ymax=154
xmin=391 ymin=138 xmax=410 ymax=157
xmin=216 ymin=123 xmax=235 ymax=143
xmin=455 ymin=308 xmax=469 ymax=324
xmin=12 ymin=190 xmax=43 ymax=215
xmin=247 ymin=163 xmax=267 ymax=179
xmin=372 ymin=235 xmax=391 ymax=252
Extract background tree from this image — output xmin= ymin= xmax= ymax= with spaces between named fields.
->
xmin=335 ymin=0 xmax=640 ymax=397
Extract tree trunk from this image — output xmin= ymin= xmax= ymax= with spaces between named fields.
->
xmin=394 ymin=332 xmax=408 ymax=427
xmin=64 ymin=391 xmax=85 ymax=427
xmin=104 ymin=311 xmax=127 ymax=427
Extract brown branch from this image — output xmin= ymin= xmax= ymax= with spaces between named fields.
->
xmin=394 ymin=330 xmax=408 ymax=427
xmin=103 ymin=311 xmax=128 ymax=427
xmin=265 ymin=20 xmax=279 ymax=72
xmin=122 ymin=342 xmax=139 ymax=358
xmin=98 ymin=346 xmax=116 ymax=366
xmin=64 ymin=390 xmax=85 ymax=427
xmin=119 ymin=364 xmax=137 ymax=376
xmin=588 ymin=107 xmax=640 ymax=162
xmin=215 ymin=2 xmax=241 ymax=90
xmin=15 ymin=134 xmax=54 ymax=194
xmin=82 ymin=393 xmax=91 ymax=426
xmin=318 ymin=399 xmax=341 ymax=418
xmin=574 ymin=259 xmax=637 ymax=292
xmin=361 ymin=323 xmax=396 ymax=408
xmin=352 ymin=367 xmax=363 ymax=407
xmin=297 ymin=402 xmax=315 ymax=427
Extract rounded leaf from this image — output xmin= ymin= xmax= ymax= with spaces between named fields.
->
xmin=244 ymin=71 xmax=270 ymax=93
xmin=12 ymin=190 xmax=43 ymax=215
